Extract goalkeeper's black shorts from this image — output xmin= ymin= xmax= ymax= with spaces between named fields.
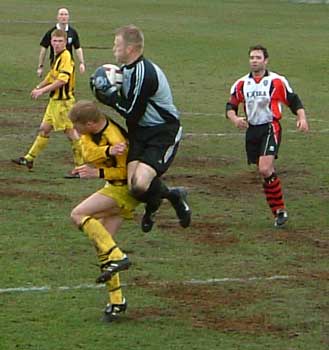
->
xmin=127 ymin=121 xmax=182 ymax=176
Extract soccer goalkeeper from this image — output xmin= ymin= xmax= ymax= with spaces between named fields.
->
xmin=69 ymin=100 xmax=139 ymax=322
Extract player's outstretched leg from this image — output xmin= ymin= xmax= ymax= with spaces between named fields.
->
xmin=141 ymin=198 xmax=162 ymax=233
xmin=12 ymin=134 xmax=49 ymax=170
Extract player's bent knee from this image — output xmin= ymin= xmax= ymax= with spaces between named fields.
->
xmin=70 ymin=208 xmax=83 ymax=227
xmin=130 ymin=181 xmax=150 ymax=199
xmin=38 ymin=124 xmax=52 ymax=137
xmin=258 ymin=164 xmax=274 ymax=178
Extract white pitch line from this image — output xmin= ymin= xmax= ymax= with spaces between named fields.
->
xmin=180 ymin=112 xmax=328 ymax=123
xmin=185 ymin=132 xmax=243 ymax=137
xmin=0 ymin=275 xmax=292 ymax=295
xmin=185 ymin=129 xmax=329 ymax=137
xmin=185 ymin=275 xmax=292 ymax=284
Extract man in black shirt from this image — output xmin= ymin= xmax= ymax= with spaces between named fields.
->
xmin=37 ymin=7 xmax=85 ymax=77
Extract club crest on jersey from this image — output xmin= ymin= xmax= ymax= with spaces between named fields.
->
xmin=263 ymin=80 xmax=268 ymax=86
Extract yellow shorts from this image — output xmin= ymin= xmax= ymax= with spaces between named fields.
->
xmin=97 ymin=183 xmax=140 ymax=219
xmin=42 ymin=98 xmax=75 ymax=131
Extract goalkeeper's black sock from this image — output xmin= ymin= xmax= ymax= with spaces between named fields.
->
xmin=131 ymin=177 xmax=169 ymax=212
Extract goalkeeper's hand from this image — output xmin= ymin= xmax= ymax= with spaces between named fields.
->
xmin=90 ymin=72 xmax=117 ymax=107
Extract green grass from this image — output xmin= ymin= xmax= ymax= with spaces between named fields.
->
xmin=1 ymin=1 xmax=328 ymax=349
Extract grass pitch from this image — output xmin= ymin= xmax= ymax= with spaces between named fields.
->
xmin=0 ymin=1 xmax=328 ymax=349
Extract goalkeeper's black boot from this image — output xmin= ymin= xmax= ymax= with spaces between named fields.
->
xmin=12 ymin=157 xmax=33 ymax=170
xmin=102 ymin=298 xmax=127 ymax=322
xmin=96 ymin=256 xmax=131 ymax=284
xmin=141 ymin=199 xmax=162 ymax=233
xmin=168 ymin=187 xmax=191 ymax=228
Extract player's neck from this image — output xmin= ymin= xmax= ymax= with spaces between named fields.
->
xmin=126 ymin=52 xmax=143 ymax=66
xmin=252 ymin=69 xmax=266 ymax=83
xmin=58 ymin=23 xmax=67 ymax=31
xmin=252 ymin=69 xmax=266 ymax=78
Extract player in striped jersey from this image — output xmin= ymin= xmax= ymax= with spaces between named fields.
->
xmin=92 ymin=25 xmax=191 ymax=232
xmin=226 ymin=45 xmax=309 ymax=227
xmin=12 ymin=29 xmax=83 ymax=172
xmin=69 ymin=100 xmax=140 ymax=322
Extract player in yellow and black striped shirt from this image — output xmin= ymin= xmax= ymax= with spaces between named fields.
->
xmin=12 ymin=29 xmax=83 ymax=172
xmin=69 ymin=100 xmax=140 ymax=322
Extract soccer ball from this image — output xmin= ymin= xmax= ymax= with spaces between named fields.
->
xmin=90 ymin=64 xmax=123 ymax=97
xmin=102 ymin=64 xmax=123 ymax=89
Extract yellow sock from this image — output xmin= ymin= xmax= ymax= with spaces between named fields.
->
xmin=25 ymin=135 xmax=49 ymax=161
xmin=106 ymin=274 xmax=124 ymax=305
xmin=81 ymin=216 xmax=124 ymax=266
xmin=71 ymin=139 xmax=84 ymax=166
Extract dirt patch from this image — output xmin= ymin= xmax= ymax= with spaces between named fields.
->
xmin=129 ymin=282 xmax=287 ymax=334
xmin=164 ymin=169 xmax=261 ymax=197
xmin=164 ymin=165 xmax=317 ymax=199
xmin=0 ymin=106 xmax=44 ymax=114
xmin=0 ymin=176 xmax=54 ymax=186
xmin=173 ymin=155 xmax=236 ymax=169
xmin=260 ymin=229 xmax=329 ymax=250
xmin=158 ymin=219 xmax=239 ymax=248
xmin=126 ymin=306 xmax=175 ymax=322
xmin=191 ymin=313 xmax=284 ymax=333
xmin=0 ymin=188 xmax=68 ymax=201
xmin=0 ymin=119 xmax=37 ymax=128
xmin=296 ymin=270 xmax=329 ymax=282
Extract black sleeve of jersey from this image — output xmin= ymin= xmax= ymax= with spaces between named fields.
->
xmin=287 ymin=91 xmax=304 ymax=115
xmin=112 ymin=59 xmax=158 ymax=127
xmin=40 ymin=27 xmax=55 ymax=48
xmin=225 ymin=102 xmax=238 ymax=113
xmin=70 ymin=27 xmax=81 ymax=49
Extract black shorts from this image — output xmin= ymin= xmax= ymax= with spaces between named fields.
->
xmin=245 ymin=122 xmax=282 ymax=164
xmin=127 ymin=121 xmax=182 ymax=176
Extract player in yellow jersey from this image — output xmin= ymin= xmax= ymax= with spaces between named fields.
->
xmin=12 ymin=29 xmax=83 ymax=172
xmin=68 ymin=100 xmax=140 ymax=322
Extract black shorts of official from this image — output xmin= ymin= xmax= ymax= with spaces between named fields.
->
xmin=127 ymin=121 xmax=182 ymax=176
xmin=245 ymin=122 xmax=282 ymax=164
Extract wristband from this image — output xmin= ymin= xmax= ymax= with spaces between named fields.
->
xmin=99 ymin=168 xmax=105 ymax=178
xmin=106 ymin=146 xmax=112 ymax=158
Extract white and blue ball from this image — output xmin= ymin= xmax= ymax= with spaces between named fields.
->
xmin=90 ymin=63 xmax=123 ymax=95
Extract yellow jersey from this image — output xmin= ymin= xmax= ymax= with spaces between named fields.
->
xmin=44 ymin=49 xmax=75 ymax=100
xmin=81 ymin=119 xmax=128 ymax=182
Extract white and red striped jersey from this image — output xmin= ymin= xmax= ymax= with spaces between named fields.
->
xmin=227 ymin=70 xmax=303 ymax=126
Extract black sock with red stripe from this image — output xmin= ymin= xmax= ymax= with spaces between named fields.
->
xmin=263 ymin=173 xmax=285 ymax=216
